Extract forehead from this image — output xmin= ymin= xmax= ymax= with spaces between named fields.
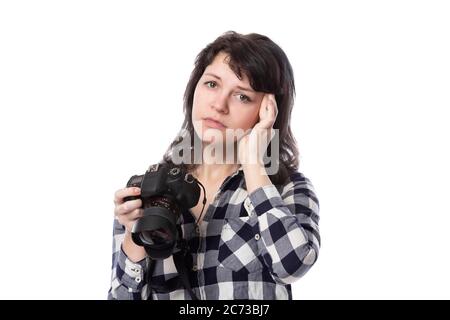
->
xmin=205 ymin=52 xmax=250 ymax=84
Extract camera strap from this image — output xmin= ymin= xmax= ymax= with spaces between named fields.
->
xmin=173 ymin=248 xmax=199 ymax=300
xmin=145 ymin=246 xmax=199 ymax=300
xmin=145 ymin=257 xmax=156 ymax=300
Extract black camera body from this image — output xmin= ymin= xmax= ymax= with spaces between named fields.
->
xmin=124 ymin=163 xmax=201 ymax=259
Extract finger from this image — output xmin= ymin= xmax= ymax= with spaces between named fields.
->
xmin=270 ymin=95 xmax=278 ymax=118
xmin=259 ymin=94 xmax=270 ymax=118
xmin=269 ymin=102 xmax=276 ymax=119
xmin=258 ymin=104 xmax=276 ymax=128
xmin=261 ymin=94 xmax=277 ymax=119
xmin=114 ymin=187 xmax=141 ymax=205
xmin=265 ymin=98 xmax=277 ymax=122
xmin=117 ymin=208 xmax=144 ymax=231
xmin=114 ymin=199 xmax=142 ymax=216
xmin=129 ymin=208 xmax=144 ymax=220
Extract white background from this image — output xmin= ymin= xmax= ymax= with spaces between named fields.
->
xmin=1 ymin=0 xmax=449 ymax=299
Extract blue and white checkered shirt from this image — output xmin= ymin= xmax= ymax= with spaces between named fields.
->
xmin=108 ymin=168 xmax=320 ymax=300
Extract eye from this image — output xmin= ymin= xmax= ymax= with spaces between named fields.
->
xmin=237 ymin=94 xmax=251 ymax=103
xmin=204 ymin=81 xmax=217 ymax=88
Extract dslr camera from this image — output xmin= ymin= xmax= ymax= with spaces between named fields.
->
xmin=123 ymin=163 xmax=201 ymax=259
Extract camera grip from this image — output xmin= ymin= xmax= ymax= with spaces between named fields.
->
xmin=123 ymin=195 xmax=140 ymax=202
xmin=123 ymin=174 xmax=144 ymax=202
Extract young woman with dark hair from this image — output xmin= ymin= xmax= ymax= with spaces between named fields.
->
xmin=109 ymin=31 xmax=320 ymax=300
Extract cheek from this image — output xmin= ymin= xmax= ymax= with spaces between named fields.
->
xmin=230 ymin=107 xmax=259 ymax=130
xmin=192 ymin=87 xmax=207 ymax=119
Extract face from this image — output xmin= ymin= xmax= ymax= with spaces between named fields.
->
xmin=192 ymin=51 xmax=264 ymax=146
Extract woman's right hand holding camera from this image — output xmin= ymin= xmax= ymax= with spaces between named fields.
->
xmin=114 ymin=187 xmax=143 ymax=232
xmin=114 ymin=187 xmax=147 ymax=262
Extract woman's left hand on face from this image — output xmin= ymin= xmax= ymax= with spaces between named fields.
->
xmin=237 ymin=93 xmax=278 ymax=167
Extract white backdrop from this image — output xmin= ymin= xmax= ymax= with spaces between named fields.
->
xmin=1 ymin=0 xmax=449 ymax=299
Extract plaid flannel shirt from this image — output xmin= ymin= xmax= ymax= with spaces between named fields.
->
xmin=108 ymin=167 xmax=320 ymax=300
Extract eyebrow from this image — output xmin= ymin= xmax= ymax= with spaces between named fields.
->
xmin=204 ymin=72 xmax=255 ymax=93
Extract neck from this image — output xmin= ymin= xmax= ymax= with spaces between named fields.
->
xmin=193 ymin=141 xmax=241 ymax=181
xmin=194 ymin=163 xmax=241 ymax=182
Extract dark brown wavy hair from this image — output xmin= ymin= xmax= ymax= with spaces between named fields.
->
xmin=161 ymin=31 xmax=299 ymax=186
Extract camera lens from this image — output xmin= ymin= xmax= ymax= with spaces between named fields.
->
xmin=127 ymin=164 xmax=201 ymax=259
xmin=141 ymin=228 xmax=173 ymax=245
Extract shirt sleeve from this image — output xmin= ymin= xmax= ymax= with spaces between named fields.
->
xmin=107 ymin=218 xmax=149 ymax=300
xmin=245 ymin=171 xmax=320 ymax=285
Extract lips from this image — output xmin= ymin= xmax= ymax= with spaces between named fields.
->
xmin=203 ymin=117 xmax=226 ymax=129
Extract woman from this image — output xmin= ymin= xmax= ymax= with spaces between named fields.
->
xmin=109 ymin=31 xmax=320 ymax=300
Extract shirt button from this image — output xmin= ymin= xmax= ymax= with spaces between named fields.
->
xmin=244 ymin=199 xmax=254 ymax=215
xmin=254 ymin=234 xmax=260 ymax=241
xmin=195 ymin=226 xmax=200 ymax=234
xmin=135 ymin=277 xmax=141 ymax=283
xmin=192 ymin=265 xmax=198 ymax=272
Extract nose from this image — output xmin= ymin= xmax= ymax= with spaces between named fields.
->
xmin=211 ymin=92 xmax=229 ymax=114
